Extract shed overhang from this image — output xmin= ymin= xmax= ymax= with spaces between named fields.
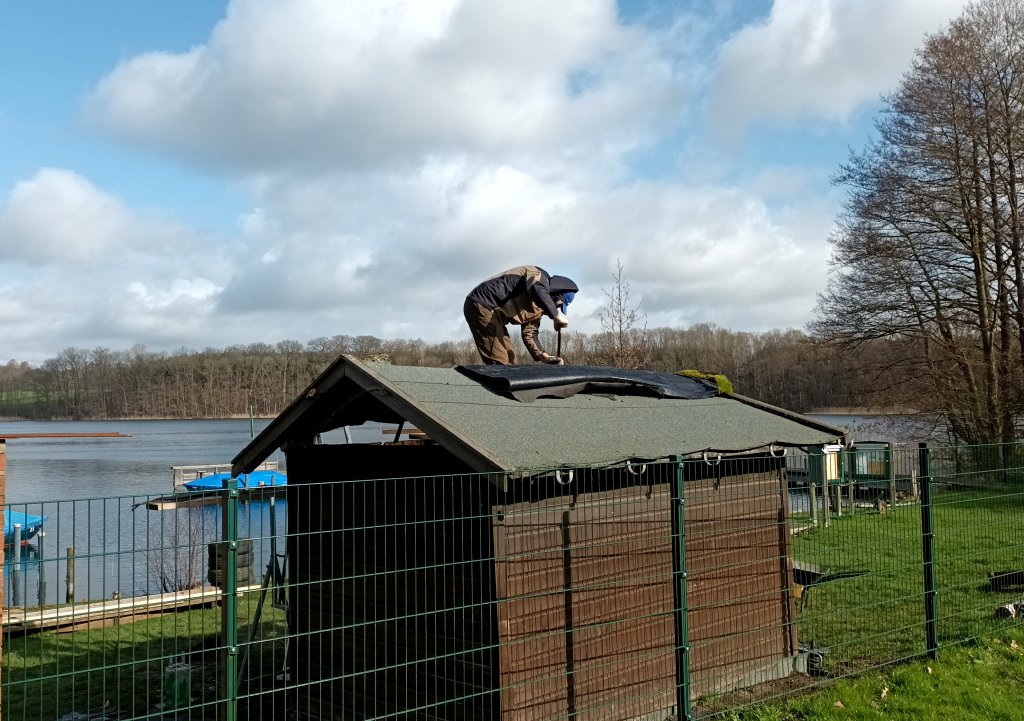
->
xmin=232 ymin=355 xmax=847 ymax=478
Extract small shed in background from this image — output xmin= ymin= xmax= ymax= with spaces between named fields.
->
xmin=234 ymin=356 xmax=845 ymax=721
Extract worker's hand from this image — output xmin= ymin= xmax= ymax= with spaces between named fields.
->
xmin=544 ymin=355 xmax=565 ymax=365
xmin=553 ymin=311 xmax=569 ymax=330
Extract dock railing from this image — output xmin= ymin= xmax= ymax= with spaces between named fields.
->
xmin=3 ymin=442 xmax=1024 ymax=719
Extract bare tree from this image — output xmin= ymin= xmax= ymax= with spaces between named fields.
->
xmin=814 ymin=0 xmax=1024 ymax=443
xmin=145 ymin=508 xmax=210 ymax=593
xmin=588 ymin=260 xmax=650 ymax=369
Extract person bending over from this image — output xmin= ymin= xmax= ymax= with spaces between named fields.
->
xmin=464 ymin=265 xmax=578 ymax=365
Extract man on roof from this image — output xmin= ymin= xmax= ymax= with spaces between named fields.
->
xmin=464 ymin=265 xmax=579 ymax=365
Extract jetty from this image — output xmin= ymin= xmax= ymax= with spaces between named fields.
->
xmin=2 ymin=583 xmax=263 ymax=633
xmin=140 ymin=461 xmax=284 ymax=511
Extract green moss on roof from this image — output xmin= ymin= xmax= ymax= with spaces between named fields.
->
xmin=677 ymin=369 xmax=733 ymax=395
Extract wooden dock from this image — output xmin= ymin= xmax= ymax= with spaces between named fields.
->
xmin=143 ymin=486 xmax=282 ymax=511
xmin=2 ymin=583 xmax=263 ymax=633
xmin=171 ymin=461 xmax=280 ymax=492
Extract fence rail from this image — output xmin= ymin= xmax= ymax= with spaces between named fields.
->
xmin=3 ymin=443 xmax=1024 ymax=720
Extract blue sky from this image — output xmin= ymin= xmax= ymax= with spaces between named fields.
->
xmin=0 ymin=0 xmax=971 ymax=364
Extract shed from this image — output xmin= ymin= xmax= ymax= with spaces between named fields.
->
xmin=233 ymin=355 xmax=845 ymax=720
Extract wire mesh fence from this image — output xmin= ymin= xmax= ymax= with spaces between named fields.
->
xmin=3 ymin=443 xmax=1024 ymax=720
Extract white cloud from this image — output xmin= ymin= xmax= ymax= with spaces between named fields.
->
xmin=0 ymin=169 xmax=132 ymax=264
xmin=0 ymin=168 xmax=241 ymax=360
xmin=707 ymin=0 xmax=972 ymax=136
xmin=84 ymin=0 xmax=682 ymax=175
xmin=567 ymin=181 xmax=838 ymax=331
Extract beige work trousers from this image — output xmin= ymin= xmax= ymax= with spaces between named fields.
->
xmin=464 ymin=297 xmax=516 ymax=364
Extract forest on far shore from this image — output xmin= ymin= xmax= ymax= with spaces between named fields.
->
xmin=0 ymin=322 xmax=910 ymax=422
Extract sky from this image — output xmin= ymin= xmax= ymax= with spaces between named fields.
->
xmin=0 ymin=0 xmax=972 ymax=366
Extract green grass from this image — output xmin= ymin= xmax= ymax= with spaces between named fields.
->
xmin=717 ymin=627 xmax=1024 ymax=720
xmin=789 ymin=485 xmax=1024 ymax=676
xmin=705 ymin=484 xmax=1024 ymax=719
xmin=0 ymin=390 xmax=41 ymax=412
xmin=2 ymin=598 xmax=287 ymax=720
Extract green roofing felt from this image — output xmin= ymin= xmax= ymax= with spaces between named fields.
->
xmin=369 ymin=362 xmax=843 ymax=472
xmin=233 ymin=356 xmax=846 ymax=476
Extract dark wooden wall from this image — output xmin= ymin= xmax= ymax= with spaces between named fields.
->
xmin=286 ymin=443 xmax=495 ymax=720
xmin=288 ymin=448 xmax=796 ymax=721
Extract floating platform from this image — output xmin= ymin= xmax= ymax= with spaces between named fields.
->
xmin=142 ymin=485 xmax=281 ymax=511
xmin=171 ymin=461 xmax=281 ymax=492
xmin=2 ymin=583 xmax=263 ymax=633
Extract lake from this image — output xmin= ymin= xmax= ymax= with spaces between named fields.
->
xmin=0 ymin=419 xmax=387 ymax=607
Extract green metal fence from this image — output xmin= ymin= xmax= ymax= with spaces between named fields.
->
xmin=4 ymin=443 xmax=1024 ymax=720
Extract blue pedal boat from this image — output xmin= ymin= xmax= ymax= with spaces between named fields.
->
xmin=182 ymin=469 xmax=286 ymax=492
xmin=4 ymin=510 xmax=47 ymax=546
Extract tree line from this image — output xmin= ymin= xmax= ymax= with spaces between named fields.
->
xmin=0 ymin=326 xmax=881 ymax=421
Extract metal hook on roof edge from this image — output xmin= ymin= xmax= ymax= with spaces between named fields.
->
xmin=626 ymin=461 xmax=647 ymax=476
xmin=703 ymin=451 xmax=721 ymax=467
xmin=555 ymin=469 xmax=574 ymax=486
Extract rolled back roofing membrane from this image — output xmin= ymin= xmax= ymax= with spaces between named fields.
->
xmin=456 ymin=364 xmax=720 ymax=402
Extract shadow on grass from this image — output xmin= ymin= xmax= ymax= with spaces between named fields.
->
xmin=2 ymin=603 xmax=288 ymax=720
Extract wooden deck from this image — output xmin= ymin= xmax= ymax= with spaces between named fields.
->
xmin=171 ymin=461 xmax=280 ymax=492
xmin=143 ymin=486 xmax=282 ymax=511
xmin=2 ymin=583 xmax=263 ymax=633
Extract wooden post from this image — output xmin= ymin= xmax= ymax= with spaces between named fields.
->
xmin=66 ymin=548 xmax=76 ymax=604
xmin=11 ymin=525 xmax=21 ymax=607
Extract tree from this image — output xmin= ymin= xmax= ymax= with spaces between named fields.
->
xmin=814 ymin=0 xmax=1024 ymax=443
xmin=588 ymin=260 xmax=650 ymax=369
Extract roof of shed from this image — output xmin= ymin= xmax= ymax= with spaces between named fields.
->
xmin=232 ymin=354 xmax=846 ymax=476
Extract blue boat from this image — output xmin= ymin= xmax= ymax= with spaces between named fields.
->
xmin=182 ymin=469 xmax=286 ymax=492
xmin=4 ymin=510 xmax=46 ymax=546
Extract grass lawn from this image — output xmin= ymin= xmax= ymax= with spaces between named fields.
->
xmin=704 ymin=483 xmax=1024 ymax=719
xmin=2 ymin=597 xmax=287 ymax=720
xmin=720 ymin=628 xmax=1024 ymax=720
xmin=788 ymin=485 xmax=1024 ymax=676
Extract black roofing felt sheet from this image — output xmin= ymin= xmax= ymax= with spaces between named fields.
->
xmin=455 ymin=364 xmax=719 ymax=402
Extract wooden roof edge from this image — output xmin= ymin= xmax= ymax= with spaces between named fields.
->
xmin=232 ymin=355 xmax=510 ymax=483
xmin=342 ymin=358 xmax=509 ymax=479
xmin=726 ymin=392 xmax=848 ymax=443
xmin=231 ymin=353 xmax=355 ymax=476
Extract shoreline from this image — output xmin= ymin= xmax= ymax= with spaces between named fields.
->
xmin=804 ymin=407 xmax=921 ymax=416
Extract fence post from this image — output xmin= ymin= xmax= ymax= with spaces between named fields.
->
xmin=918 ymin=443 xmax=938 ymax=659
xmin=0 ymin=438 xmax=4 ymax=706
xmin=221 ymin=477 xmax=240 ymax=721
xmin=809 ymin=481 xmax=818 ymax=526
xmin=670 ymin=456 xmax=692 ymax=721
xmin=822 ymin=474 xmax=831 ymax=527
xmin=888 ymin=445 xmax=897 ymax=505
